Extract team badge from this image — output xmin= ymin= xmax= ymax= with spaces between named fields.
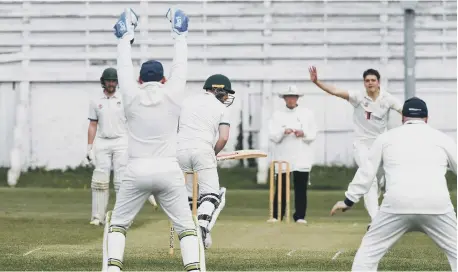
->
xmin=98 ymin=104 xmax=103 ymax=109
xmin=117 ymin=101 xmax=121 ymax=107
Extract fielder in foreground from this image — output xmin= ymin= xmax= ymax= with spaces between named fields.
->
xmin=177 ymin=74 xmax=235 ymax=249
xmin=102 ymin=8 xmax=205 ymax=272
xmin=87 ymin=68 xmax=128 ymax=226
xmin=310 ymin=66 xmax=402 ymax=229
xmin=331 ymin=97 xmax=457 ymax=271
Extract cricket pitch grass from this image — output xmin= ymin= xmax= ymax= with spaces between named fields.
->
xmin=0 ymin=188 xmax=456 ymax=271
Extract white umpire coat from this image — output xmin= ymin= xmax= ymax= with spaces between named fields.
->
xmin=344 ymin=120 xmax=457 ymax=214
xmin=268 ymin=105 xmax=317 ymax=173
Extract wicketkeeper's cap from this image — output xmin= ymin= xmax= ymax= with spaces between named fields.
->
xmin=279 ymin=85 xmax=304 ymax=98
xmin=402 ymin=97 xmax=428 ymax=118
xmin=140 ymin=60 xmax=164 ymax=82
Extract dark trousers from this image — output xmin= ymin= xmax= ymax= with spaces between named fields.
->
xmin=272 ymin=171 xmax=309 ymax=221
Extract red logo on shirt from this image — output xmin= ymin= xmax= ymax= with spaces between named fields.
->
xmin=98 ymin=104 xmax=103 ymax=109
xmin=365 ymin=111 xmax=372 ymax=120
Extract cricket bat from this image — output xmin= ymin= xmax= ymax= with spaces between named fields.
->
xmin=216 ymin=149 xmax=267 ymax=161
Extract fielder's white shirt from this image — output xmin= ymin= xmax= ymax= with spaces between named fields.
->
xmin=177 ymin=92 xmax=230 ymax=150
xmin=345 ymin=120 xmax=457 ymax=214
xmin=116 ymin=34 xmax=188 ymax=159
xmin=88 ymin=93 xmax=127 ymax=139
xmin=268 ymin=105 xmax=317 ymax=172
xmin=348 ymin=90 xmax=402 ymax=142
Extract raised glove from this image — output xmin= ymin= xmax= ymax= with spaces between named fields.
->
xmin=113 ymin=8 xmax=139 ymax=44
xmin=166 ymin=7 xmax=189 ymax=38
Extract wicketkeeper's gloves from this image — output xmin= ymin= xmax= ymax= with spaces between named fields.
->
xmin=166 ymin=8 xmax=189 ymax=38
xmin=113 ymin=8 xmax=139 ymax=44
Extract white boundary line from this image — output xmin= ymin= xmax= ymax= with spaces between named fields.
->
xmin=23 ymin=247 xmax=42 ymax=256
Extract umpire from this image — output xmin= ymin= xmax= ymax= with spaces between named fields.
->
xmin=331 ymin=97 xmax=457 ymax=271
xmin=267 ymin=85 xmax=318 ymax=224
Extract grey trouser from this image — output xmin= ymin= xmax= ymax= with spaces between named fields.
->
xmin=352 ymin=210 xmax=457 ymax=271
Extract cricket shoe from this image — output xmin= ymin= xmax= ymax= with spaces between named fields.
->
xmin=296 ymin=219 xmax=307 ymax=224
xmin=90 ymin=218 xmax=103 ymax=226
xmin=266 ymin=218 xmax=278 ymax=223
xmin=113 ymin=8 xmax=139 ymax=42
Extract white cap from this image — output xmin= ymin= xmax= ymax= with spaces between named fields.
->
xmin=278 ymin=85 xmax=304 ymax=98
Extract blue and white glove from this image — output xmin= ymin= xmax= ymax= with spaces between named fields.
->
xmin=113 ymin=8 xmax=139 ymax=44
xmin=166 ymin=8 xmax=189 ymax=38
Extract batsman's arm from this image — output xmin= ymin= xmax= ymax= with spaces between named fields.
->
xmin=117 ymin=36 xmax=140 ymax=106
xmin=214 ymin=124 xmax=230 ymax=155
xmin=344 ymin=134 xmax=384 ymax=206
xmin=87 ymin=100 xmax=98 ymax=145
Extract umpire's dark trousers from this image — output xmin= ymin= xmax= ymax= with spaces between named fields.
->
xmin=272 ymin=171 xmax=309 ymax=221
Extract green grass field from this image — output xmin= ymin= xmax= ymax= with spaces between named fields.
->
xmin=0 ymin=187 xmax=456 ymax=271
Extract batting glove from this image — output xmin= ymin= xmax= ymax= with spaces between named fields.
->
xmin=166 ymin=7 xmax=189 ymax=38
xmin=86 ymin=144 xmax=94 ymax=162
xmin=113 ymin=8 xmax=139 ymax=44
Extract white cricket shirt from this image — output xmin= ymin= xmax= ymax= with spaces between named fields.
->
xmin=88 ymin=93 xmax=127 ymax=139
xmin=268 ymin=105 xmax=317 ymax=172
xmin=177 ymin=92 xmax=230 ymax=150
xmin=348 ymin=90 xmax=402 ymax=142
xmin=345 ymin=120 xmax=457 ymax=214
xmin=116 ymin=34 xmax=188 ymax=159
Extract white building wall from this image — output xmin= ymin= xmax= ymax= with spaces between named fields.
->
xmin=0 ymin=1 xmax=455 ymax=185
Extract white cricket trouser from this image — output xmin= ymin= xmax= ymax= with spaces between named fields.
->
xmin=110 ymin=157 xmax=196 ymax=233
xmin=177 ymin=148 xmax=220 ymax=196
xmin=352 ymin=210 xmax=457 ymax=271
xmin=93 ymin=136 xmax=128 ymax=192
xmin=353 ymin=139 xmax=383 ymax=221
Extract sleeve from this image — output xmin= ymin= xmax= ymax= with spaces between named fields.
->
xmin=164 ymin=35 xmax=188 ymax=104
xmin=347 ymin=90 xmax=361 ymax=108
xmin=389 ymin=94 xmax=403 ymax=113
xmin=442 ymin=135 xmax=457 ymax=175
xmin=117 ymin=37 xmax=141 ymax=107
xmin=302 ymin=110 xmax=317 ymax=143
xmin=88 ymin=100 xmax=98 ymax=121
xmin=344 ymin=134 xmax=385 ymax=205
xmin=219 ymin=108 xmax=230 ymax=126
xmin=268 ymin=112 xmax=286 ymax=144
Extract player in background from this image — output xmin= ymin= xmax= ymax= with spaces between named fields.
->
xmin=267 ymin=85 xmax=317 ymax=224
xmin=102 ymin=7 xmax=205 ymax=272
xmin=87 ymin=67 xmax=128 ymax=226
xmin=177 ymin=74 xmax=235 ymax=249
xmin=309 ymin=66 xmax=402 ymax=229
xmin=331 ymin=97 xmax=457 ymax=271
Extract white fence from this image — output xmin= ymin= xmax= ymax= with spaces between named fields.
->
xmin=0 ymin=0 xmax=456 ymax=185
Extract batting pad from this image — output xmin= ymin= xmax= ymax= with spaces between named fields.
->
xmin=91 ymin=169 xmax=109 ymax=222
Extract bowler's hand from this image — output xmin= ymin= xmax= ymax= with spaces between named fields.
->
xmin=284 ymin=128 xmax=294 ymax=135
xmin=330 ymin=201 xmax=351 ymax=216
xmin=294 ymin=129 xmax=304 ymax=137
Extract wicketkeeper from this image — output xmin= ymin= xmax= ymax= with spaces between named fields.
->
xmin=102 ymin=7 xmax=204 ymax=272
xmin=87 ymin=67 xmax=128 ymax=226
xmin=177 ymin=74 xmax=235 ymax=249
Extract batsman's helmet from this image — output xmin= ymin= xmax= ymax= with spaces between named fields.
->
xmin=203 ymin=74 xmax=235 ymax=107
xmin=100 ymin=67 xmax=118 ymax=88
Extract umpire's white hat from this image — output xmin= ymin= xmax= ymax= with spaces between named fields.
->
xmin=278 ymin=85 xmax=304 ymax=98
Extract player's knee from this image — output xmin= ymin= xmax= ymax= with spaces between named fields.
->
xmin=91 ymin=169 xmax=109 ymax=190
xmin=197 ymin=193 xmax=220 ymax=221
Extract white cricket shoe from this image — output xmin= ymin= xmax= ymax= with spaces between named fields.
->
xmin=90 ymin=218 xmax=103 ymax=226
xmin=266 ymin=218 xmax=278 ymax=223
xmin=296 ymin=219 xmax=307 ymax=224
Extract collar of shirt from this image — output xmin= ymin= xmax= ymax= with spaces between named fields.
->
xmin=404 ymin=119 xmax=426 ymax=125
xmin=364 ymin=89 xmax=386 ymax=102
xmin=102 ymin=94 xmax=118 ymax=99
xmin=284 ymin=104 xmax=299 ymax=112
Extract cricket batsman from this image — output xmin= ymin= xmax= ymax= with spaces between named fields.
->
xmin=309 ymin=66 xmax=402 ymax=229
xmin=331 ymin=97 xmax=457 ymax=271
xmin=177 ymin=74 xmax=235 ymax=249
xmin=87 ymin=67 xmax=128 ymax=226
xmin=103 ymin=7 xmax=204 ymax=272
